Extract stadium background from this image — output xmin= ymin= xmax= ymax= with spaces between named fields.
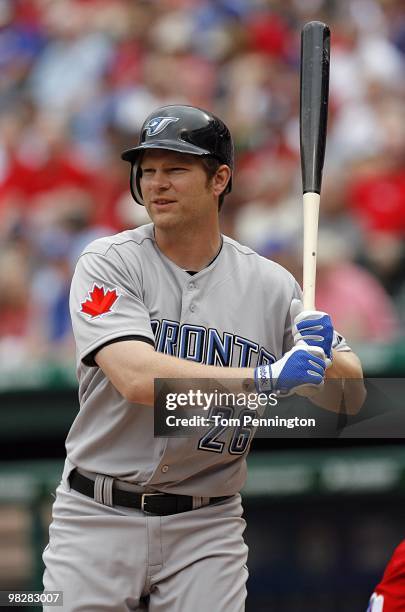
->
xmin=0 ymin=0 xmax=404 ymax=610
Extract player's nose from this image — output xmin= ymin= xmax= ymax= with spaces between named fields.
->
xmin=151 ymin=169 xmax=171 ymax=191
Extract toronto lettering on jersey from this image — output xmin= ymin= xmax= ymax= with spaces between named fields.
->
xmin=150 ymin=319 xmax=276 ymax=367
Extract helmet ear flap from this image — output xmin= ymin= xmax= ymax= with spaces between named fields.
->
xmin=130 ymin=163 xmax=144 ymax=205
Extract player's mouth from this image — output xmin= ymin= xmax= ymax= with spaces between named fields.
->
xmin=151 ymin=198 xmax=176 ymax=207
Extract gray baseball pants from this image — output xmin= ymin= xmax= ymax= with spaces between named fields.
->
xmin=42 ymin=481 xmax=248 ymax=611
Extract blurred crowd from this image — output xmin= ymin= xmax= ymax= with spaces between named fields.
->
xmin=0 ymin=0 xmax=404 ymax=369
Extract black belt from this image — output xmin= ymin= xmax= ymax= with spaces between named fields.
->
xmin=69 ymin=470 xmax=231 ymax=516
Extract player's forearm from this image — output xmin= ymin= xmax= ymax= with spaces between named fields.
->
xmin=96 ymin=341 xmax=254 ymax=406
xmin=310 ymin=350 xmax=366 ymax=414
xmin=131 ymin=353 xmax=255 ymax=406
xmin=326 ymin=349 xmax=363 ymax=379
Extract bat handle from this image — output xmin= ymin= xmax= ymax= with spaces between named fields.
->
xmin=302 ymin=191 xmax=320 ymax=310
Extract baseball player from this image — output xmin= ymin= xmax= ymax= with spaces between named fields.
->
xmin=42 ymin=105 xmax=364 ymax=611
xmin=367 ymin=541 xmax=405 ymax=612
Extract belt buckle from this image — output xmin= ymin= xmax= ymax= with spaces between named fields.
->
xmin=141 ymin=493 xmax=161 ymax=513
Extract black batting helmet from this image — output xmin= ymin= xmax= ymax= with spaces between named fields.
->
xmin=121 ymin=105 xmax=234 ymax=205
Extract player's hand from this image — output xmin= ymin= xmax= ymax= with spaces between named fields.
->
xmin=290 ymin=298 xmax=334 ymax=368
xmin=254 ymin=345 xmax=326 ymax=397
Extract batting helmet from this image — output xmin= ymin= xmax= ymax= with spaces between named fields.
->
xmin=121 ymin=105 xmax=234 ymax=206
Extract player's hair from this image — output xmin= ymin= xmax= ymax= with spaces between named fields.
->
xmin=200 ymin=156 xmax=229 ymax=211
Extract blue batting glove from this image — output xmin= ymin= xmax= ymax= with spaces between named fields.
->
xmin=254 ymin=345 xmax=326 ymax=397
xmin=290 ymin=299 xmax=334 ymax=367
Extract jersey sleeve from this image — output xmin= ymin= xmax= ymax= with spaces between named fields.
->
xmin=332 ymin=331 xmax=351 ymax=352
xmin=69 ymin=248 xmax=155 ymax=366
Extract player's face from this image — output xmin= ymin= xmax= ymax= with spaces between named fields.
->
xmin=139 ymin=150 xmax=221 ymax=230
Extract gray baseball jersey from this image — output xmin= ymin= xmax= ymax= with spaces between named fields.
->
xmin=64 ymin=223 xmax=302 ymax=497
xmin=44 ymin=222 xmax=351 ymax=612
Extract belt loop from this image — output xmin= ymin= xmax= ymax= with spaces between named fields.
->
xmin=192 ymin=496 xmax=203 ymax=510
xmin=94 ymin=474 xmax=114 ymax=506
xmin=94 ymin=475 xmax=106 ymax=504
xmin=102 ymin=476 xmax=114 ymax=507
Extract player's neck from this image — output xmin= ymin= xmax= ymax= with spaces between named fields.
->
xmin=154 ymin=225 xmax=222 ymax=272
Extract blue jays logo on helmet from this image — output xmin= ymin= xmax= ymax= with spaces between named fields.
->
xmin=145 ymin=116 xmax=179 ymax=137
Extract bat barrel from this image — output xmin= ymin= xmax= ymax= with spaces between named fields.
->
xmin=300 ymin=21 xmax=330 ymax=194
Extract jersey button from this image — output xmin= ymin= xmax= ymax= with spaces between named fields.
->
xmin=190 ymin=304 xmax=196 ymax=312
xmin=188 ymin=282 xmax=195 ymax=290
xmin=161 ymin=465 xmax=169 ymax=473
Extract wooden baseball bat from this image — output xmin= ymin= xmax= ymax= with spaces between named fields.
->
xmin=300 ymin=21 xmax=330 ymax=309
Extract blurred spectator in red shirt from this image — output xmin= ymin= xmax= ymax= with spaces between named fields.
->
xmin=315 ymin=229 xmax=400 ymax=343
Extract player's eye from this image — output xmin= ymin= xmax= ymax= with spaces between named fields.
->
xmin=140 ymin=168 xmax=155 ymax=176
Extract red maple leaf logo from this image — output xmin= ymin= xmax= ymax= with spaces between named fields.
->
xmin=80 ymin=285 xmax=119 ymax=318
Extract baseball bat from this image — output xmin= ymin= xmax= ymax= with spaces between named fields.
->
xmin=300 ymin=21 xmax=330 ymax=309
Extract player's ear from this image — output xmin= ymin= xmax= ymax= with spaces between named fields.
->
xmin=212 ymin=165 xmax=231 ymax=197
